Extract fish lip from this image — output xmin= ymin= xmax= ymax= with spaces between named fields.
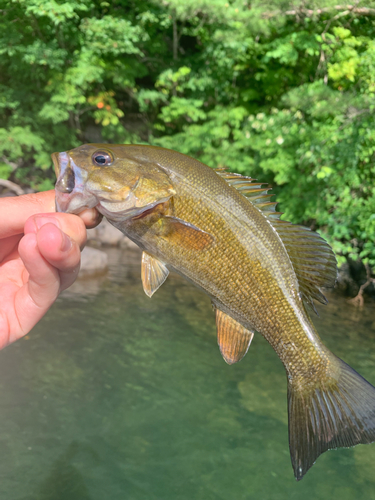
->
xmin=97 ymin=197 xmax=171 ymax=221
xmin=55 ymin=191 xmax=99 ymax=214
xmin=51 ymin=152 xmax=60 ymax=177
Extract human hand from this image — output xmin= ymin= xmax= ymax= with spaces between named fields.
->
xmin=0 ymin=190 xmax=102 ymax=349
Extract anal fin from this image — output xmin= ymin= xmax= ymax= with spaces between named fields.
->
xmin=141 ymin=251 xmax=169 ymax=297
xmin=215 ymin=308 xmax=254 ymax=364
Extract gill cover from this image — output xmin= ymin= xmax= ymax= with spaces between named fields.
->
xmin=97 ymin=162 xmax=176 ymax=219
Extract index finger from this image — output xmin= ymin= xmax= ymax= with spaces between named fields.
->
xmin=0 ymin=191 xmax=55 ymax=239
xmin=0 ymin=190 xmax=102 ymax=238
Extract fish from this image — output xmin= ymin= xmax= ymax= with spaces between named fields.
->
xmin=53 ymin=143 xmax=375 ymax=480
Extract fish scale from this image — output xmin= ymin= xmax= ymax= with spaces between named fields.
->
xmin=54 ymin=143 xmax=375 ymax=481
xmin=148 ymin=151 xmax=318 ymax=370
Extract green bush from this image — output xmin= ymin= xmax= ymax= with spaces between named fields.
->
xmin=1 ymin=0 xmax=375 ymax=266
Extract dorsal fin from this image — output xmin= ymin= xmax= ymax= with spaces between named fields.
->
xmin=214 ymin=168 xmax=282 ymax=219
xmin=270 ymin=220 xmax=337 ymax=312
xmin=214 ymin=167 xmax=338 ymax=312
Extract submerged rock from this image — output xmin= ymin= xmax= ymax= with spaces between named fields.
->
xmin=79 ymin=246 xmax=108 ymax=276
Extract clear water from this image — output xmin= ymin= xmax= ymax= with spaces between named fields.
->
xmin=2 ymin=248 xmax=375 ymax=500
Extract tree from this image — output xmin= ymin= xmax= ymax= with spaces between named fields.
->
xmin=1 ymin=0 xmax=375 ymax=266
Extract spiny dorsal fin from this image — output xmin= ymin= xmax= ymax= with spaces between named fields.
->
xmin=214 ymin=167 xmax=282 ymax=219
xmin=215 ymin=307 xmax=254 ymax=364
xmin=214 ymin=167 xmax=337 ymax=312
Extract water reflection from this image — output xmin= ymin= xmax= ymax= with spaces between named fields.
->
xmin=1 ymin=248 xmax=375 ymax=500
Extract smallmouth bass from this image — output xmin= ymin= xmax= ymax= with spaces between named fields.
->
xmin=53 ymin=144 xmax=375 ymax=480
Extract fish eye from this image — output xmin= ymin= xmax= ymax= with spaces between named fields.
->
xmin=92 ymin=150 xmax=113 ymax=166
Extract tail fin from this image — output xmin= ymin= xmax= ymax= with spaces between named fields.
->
xmin=288 ymin=356 xmax=375 ymax=480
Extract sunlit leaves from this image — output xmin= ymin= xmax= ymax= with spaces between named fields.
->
xmin=156 ymin=67 xmax=192 ymax=94
xmin=158 ymin=97 xmax=206 ymax=123
xmin=0 ymin=126 xmax=47 ymax=175
xmin=20 ymin=0 xmax=90 ymax=25
xmin=80 ymin=16 xmax=146 ymax=56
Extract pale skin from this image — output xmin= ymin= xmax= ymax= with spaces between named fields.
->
xmin=0 ymin=190 xmax=102 ymax=349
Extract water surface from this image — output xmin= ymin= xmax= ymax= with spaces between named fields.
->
xmin=1 ymin=248 xmax=375 ymax=500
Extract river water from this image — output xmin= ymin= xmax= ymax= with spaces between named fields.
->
xmin=1 ymin=248 xmax=375 ymax=500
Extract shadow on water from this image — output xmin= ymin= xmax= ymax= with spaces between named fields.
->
xmin=1 ymin=248 xmax=375 ymax=500
xmin=36 ymin=442 xmax=94 ymax=500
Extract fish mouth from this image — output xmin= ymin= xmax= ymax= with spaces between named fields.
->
xmin=51 ymin=152 xmax=60 ymax=178
xmin=55 ymin=191 xmax=99 ymax=214
xmin=54 ymin=152 xmax=98 ymax=214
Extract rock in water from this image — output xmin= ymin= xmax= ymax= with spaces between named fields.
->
xmin=79 ymin=247 xmax=108 ymax=276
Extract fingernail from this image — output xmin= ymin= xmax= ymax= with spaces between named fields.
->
xmin=60 ymin=232 xmax=72 ymax=252
xmin=34 ymin=216 xmax=61 ymax=230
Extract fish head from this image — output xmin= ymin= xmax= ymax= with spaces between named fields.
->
xmin=53 ymin=144 xmax=176 ymax=220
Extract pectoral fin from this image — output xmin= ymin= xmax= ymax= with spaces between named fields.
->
xmin=141 ymin=251 xmax=169 ymax=297
xmin=161 ymin=216 xmax=214 ymax=251
xmin=215 ymin=308 xmax=254 ymax=364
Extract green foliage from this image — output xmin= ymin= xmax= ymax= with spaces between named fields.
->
xmin=0 ymin=163 xmax=12 ymax=180
xmin=2 ymin=0 xmax=375 ymax=266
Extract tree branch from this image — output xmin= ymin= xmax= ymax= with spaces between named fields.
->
xmin=1 ymin=156 xmax=19 ymax=171
xmin=347 ymin=264 xmax=375 ymax=307
xmin=0 ymin=180 xmax=25 ymax=196
xmin=172 ymin=11 xmax=178 ymax=61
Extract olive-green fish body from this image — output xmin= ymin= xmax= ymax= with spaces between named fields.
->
xmin=54 ymin=144 xmax=375 ymax=480
xmin=111 ymin=148 xmax=323 ymax=377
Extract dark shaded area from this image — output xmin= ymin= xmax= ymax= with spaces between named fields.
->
xmin=36 ymin=442 xmax=94 ymax=500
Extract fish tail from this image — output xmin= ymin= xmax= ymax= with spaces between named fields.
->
xmin=288 ymin=355 xmax=375 ymax=481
